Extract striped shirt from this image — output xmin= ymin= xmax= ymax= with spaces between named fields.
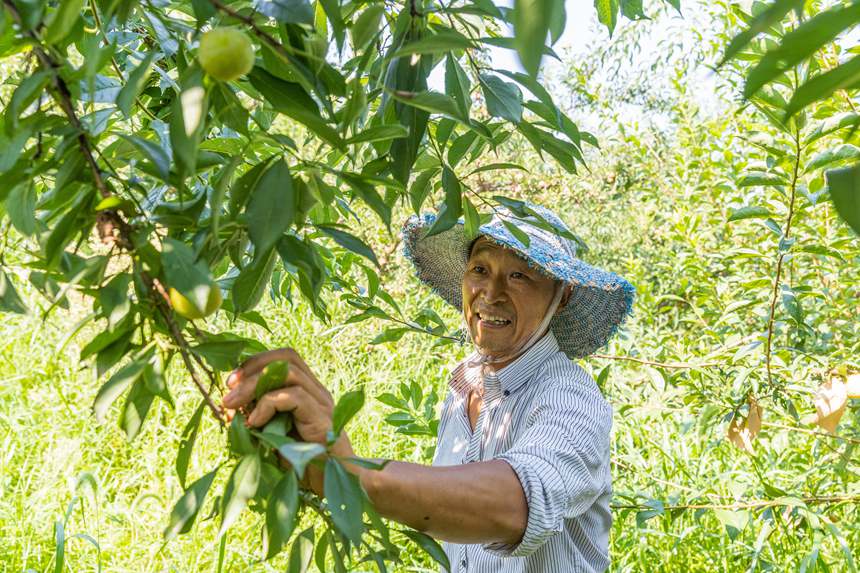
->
xmin=432 ymin=330 xmax=612 ymax=573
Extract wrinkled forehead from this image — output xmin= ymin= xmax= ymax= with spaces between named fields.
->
xmin=467 ymin=236 xmax=551 ymax=276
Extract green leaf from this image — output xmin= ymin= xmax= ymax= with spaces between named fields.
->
xmin=466 ymin=162 xmax=527 ymax=176
xmin=513 ymin=0 xmax=553 ymax=76
xmin=246 ymin=158 xmax=296 ymax=255
xmin=737 ymin=171 xmax=786 ymax=187
xmin=344 ymin=124 xmax=409 ymax=145
xmin=232 ymin=247 xmax=277 ymax=314
xmin=502 ymin=219 xmax=530 ymax=247
xmin=370 ymin=327 xmax=409 ymax=344
xmin=390 ymin=90 xmax=469 ymax=124
xmin=480 ymin=74 xmax=523 ymax=124
xmin=44 ymin=0 xmax=83 ymax=45
xmin=120 ymin=135 xmax=171 ymax=181
xmin=445 ymin=54 xmax=471 ymax=118
xmin=744 ymin=3 xmax=860 ymax=98
xmin=192 ymin=340 xmax=247 ymax=371
xmin=620 ymin=0 xmax=645 ymax=19
xmin=117 ymin=53 xmax=155 ymax=118
xmin=781 ymin=286 xmax=803 ymax=324
xmin=785 ymin=55 xmax=860 ymax=119
xmin=5 ymin=183 xmax=36 ymax=236
xmin=0 ymin=271 xmax=27 ymax=314
xmin=169 ymin=73 xmax=208 ymax=179
xmin=392 ymin=28 xmax=475 ymax=57
xmin=713 ymin=508 xmax=750 ymax=541
xmin=387 ymin=34 xmax=433 ymax=185
xmin=403 ymin=530 xmax=450 ymax=571
xmin=93 ymin=358 xmax=147 ymax=422
xmin=517 ymin=122 xmax=578 ymax=173
xmin=463 ymin=196 xmax=480 ymax=241
xmin=219 ymin=454 xmax=261 ymax=536
xmin=424 ymin=167 xmax=462 ymax=237
xmin=265 ymin=471 xmax=300 ymax=559
xmin=254 ymin=360 xmax=290 ymax=401
xmin=496 ymin=69 xmax=557 ymax=116
xmin=254 ymin=0 xmax=314 ymax=24
xmin=409 ymin=168 xmax=439 ymax=215
xmin=825 ymin=163 xmax=860 ymax=235
xmin=332 ymin=389 xmax=365 ymax=435
xmin=248 ymin=68 xmax=344 ymax=150
xmin=804 ymin=112 xmax=860 ymax=146
xmin=119 ymin=375 xmax=155 ymax=440
xmin=254 ymin=432 xmax=325 ymax=478
xmin=287 ymin=527 xmax=315 ymax=573
xmin=351 ymin=5 xmax=384 ymax=51
xmin=5 ymin=71 xmax=50 ymax=135
xmin=720 ymin=0 xmax=803 ymax=65
xmin=806 ymin=144 xmax=860 ymax=173
xmin=228 ymin=412 xmax=257 ymax=456
xmin=317 ymin=225 xmax=379 ymax=267
xmin=324 ymin=458 xmax=364 ymax=546
xmin=161 ymin=237 xmax=214 ymax=315
xmin=340 ymin=173 xmax=392 ymax=228
xmin=596 ymin=364 xmax=611 ymax=391
xmin=164 ymin=468 xmax=219 ymax=540
xmin=728 ymin=206 xmax=772 ymax=222
xmin=176 ymin=401 xmax=205 ymax=489
xmin=594 ymin=0 xmax=619 ymax=36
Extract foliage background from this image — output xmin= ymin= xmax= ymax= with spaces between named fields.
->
xmin=1 ymin=0 xmax=859 ymax=571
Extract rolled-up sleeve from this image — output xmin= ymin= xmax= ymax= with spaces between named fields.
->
xmin=482 ymin=374 xmax=612 ymax=558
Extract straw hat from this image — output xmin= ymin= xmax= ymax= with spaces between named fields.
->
xmin=401 ymin=202 xmax=635 ymax=359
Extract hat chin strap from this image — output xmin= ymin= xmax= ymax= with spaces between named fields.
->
xmin=465 ymin=281 xmax=565 ymax=370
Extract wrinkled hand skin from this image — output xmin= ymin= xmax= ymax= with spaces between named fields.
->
xmin=221 ymin=348 xmax=359 ymax=495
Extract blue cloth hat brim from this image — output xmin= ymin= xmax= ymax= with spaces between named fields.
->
xmin=401 ymin=203 xmax=635 ymax=359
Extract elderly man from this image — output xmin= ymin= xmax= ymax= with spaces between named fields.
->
xmin=222 ymin=203 xmax=634 ymax=572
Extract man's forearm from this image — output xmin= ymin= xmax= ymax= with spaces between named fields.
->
xmin=356 ymin=459 xmax=528 ymax=545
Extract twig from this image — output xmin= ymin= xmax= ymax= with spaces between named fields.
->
xmin=206 ymin=0 xmax=293 ymax=63
xmin=145 ymin=273 xmax=226 ymax=423
xmin=591 ymin=353 xmax=719 ymax=370
xmin=763 ymin=125 xmax=802 ymax=387
xmin=763 ymin=421 xmax=860 ymax=445
xmin=612 ymin=494 xmax=860 ymax=512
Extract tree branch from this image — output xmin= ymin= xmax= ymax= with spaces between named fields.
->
xmin=612 ymin=494 xmax=860 ymax=512
xmin=1 ymin=0 xmax=133 ymax=250
xmin=145 ymin=273 xmax=226 ymax=423
xmin=591 ymin=353 xmax=719 ymax=370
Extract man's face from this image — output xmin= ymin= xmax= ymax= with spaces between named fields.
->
xmin=461 ymin=236 xmax=559 ymax=360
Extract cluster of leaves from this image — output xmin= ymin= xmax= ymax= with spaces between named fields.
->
xmin=582 ymin=1 xmax=859 ymax=568
xmin=721 ymin=0 xmax=860 ymax=236
xmin=0 ymin=0 xmax=682 ymax=567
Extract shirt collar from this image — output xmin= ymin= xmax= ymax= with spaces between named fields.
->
xmin=448 ymin=330 xmax=560 ymax=399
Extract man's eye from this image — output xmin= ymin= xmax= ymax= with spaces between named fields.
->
xmin=472 ymin=266 xmax=486 ymax=273
xmin=511 ymin=272 xmax=526 ymax=279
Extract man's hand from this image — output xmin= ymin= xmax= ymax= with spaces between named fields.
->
xmin=223 ymin=348 xmax=336 ymax=444
xmin=221 ymin=348 xmax=360 ymax=495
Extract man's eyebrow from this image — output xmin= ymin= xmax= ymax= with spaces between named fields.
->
xmin=470 ymin=242 xmax=498 ymax=257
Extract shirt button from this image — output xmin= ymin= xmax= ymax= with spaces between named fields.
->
xmin=503 ymin=390 xmax=510 ymax=396
xmin=461 ymin=559 xmax=468 ymax=568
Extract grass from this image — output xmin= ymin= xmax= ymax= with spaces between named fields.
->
xmin=2 ymin=101 xmax=859 ymax=572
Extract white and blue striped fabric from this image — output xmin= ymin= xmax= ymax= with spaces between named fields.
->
xmin=432 ymin=330 xmax=612 ymax=573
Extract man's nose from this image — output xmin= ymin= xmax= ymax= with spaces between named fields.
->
xmin=482 ymin=274 xmax=507 ymax=303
